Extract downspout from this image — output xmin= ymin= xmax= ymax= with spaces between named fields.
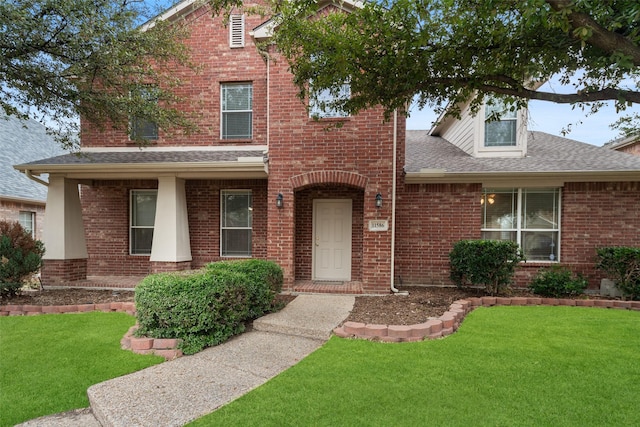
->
xmin=23 ymin=170 xmax=49 ymax=187
xmin=266 ymin=51 xmax=270 ymax=149
xmin=390 ymin=109 xmax=401 ymax=294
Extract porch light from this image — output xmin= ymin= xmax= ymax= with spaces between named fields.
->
xmin=375 ymin=193 xmax=383 ymax=208
xmin=275 ymin=193 xmax=284 ymax=208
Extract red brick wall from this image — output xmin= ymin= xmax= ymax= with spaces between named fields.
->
xmin=394 ymin=183 xmax=482 ymax=286
xmin=395 ymin=181 xmax=640 ymax=290
xmin=41 ymin=259 xmax=87 ymax=284
xmin=294 ymin=187 xmax=364 ymax=281
xmin=186 ymin=179 xmax=268 ymax=268
xmin=617 ymin=141 xmax=640 ymax=156
xmin=80 ymin=3 xmax=269 ymax=148
xmin=0 ymin=199 xmax=46 ymax=241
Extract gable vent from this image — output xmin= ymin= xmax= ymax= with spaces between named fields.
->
xmin=229 ymin=14 xmax=245 ymax=48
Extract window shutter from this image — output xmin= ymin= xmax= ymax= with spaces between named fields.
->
xmin=229 ymin=14 xmax=244 ymax=48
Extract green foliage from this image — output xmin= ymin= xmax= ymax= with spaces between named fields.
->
xmin=596 ymin=247 xmax=640 ymax=300
xmin=135 ymin=260 xmax=283 ymax=354
xmin=209 ymin=0 xmax=640 ymax=133
xmin=206 ymin=259 xmax=283 ymax=318
xmin=449 ymin=240 xmax=525 ymax=296
xmin=528 ymin=265 xmax=588 ymax=298
xmin=0 ymin=0 xmax=196 ymax=149
xmin=0 ymin=221 xmax=44 ymax=298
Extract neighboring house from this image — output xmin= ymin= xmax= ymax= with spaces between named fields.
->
xmin=1 ymin=116 xmax=68 ymax=240
xmin=15 ymin=0 xmax=640 ymax=293
xmin=604 ymin=134 xmax=640 ymax=157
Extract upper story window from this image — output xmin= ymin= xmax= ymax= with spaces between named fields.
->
xmin=130 ymin=190 xmax=157 ymax=255
xmin=221 ymin=190 xmax=252 ymax=257
xmin=221 ymin=83 xmax=252 ymax=139
xmin=19 ymin=211 xmax=35 ymax=238
xmin=309 ymin=83 xmax=350 ymax=119
xmin=130 ymin=87 xmax=159 ymax=140
xmin=481 ymin=188 xmax=560 ymax=261
xmin=484 ymin=98 xmax=517 ymax=147
xmin=229 ymin=14 xmax=245 ymax=48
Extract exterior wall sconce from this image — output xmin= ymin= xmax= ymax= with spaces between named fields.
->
xmin=275 ymin=193 xmax=284 ymax=208
xmin=375 ymin=193 xmax=383 ymax=208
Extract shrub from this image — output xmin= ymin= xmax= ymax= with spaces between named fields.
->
xmin=0 ymin=221 xmax=45 ymax=298
xmin=528 ymin=265 xmax=587 ymax=298
xmin=135 ymin=270 xmax=249 ymax=354
xmin=135 ymin=260 xmax=283 ymax=354
xmin=206 ymin=259 xmax=283 ymax=318
xmin=596 ymin=247 xmax=640 ymax=300
xmin=449 ymin=239 xmax=525 ymax=296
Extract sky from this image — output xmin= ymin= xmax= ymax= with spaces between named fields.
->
xmin=406 ymin=80 xmax=639 ymax=147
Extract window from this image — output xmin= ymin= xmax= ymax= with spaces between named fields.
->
xmin=481 ymin=188 xmax=560 ymax=261
xmin=229 ymin=14 xmax=244 ymax=48
xmin=221 ymin=83 xmax=252 ymax=139
xmin=484 ymin=98 xmax=517 ymax=147
xmin=309 ymin=83 xmax=351 ymax=119
xmin=221 ymin=190 xmax=252 ymax=257
xmin=19 ymin=211 xmax=35 ymax=238
xmin=130 ymin=190 xmax=157 ymax=255
xmin=130 ymin=87 xmax=159 ymax=140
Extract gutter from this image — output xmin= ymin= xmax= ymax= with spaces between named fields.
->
xmin=24 ymin=169 xmax=49 ymax=187
xmin=404 ymin=170 xmax=640 ymax=185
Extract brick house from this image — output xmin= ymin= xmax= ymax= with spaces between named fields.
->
xmin=604 ymin=134 xmax=640 ymax=157
xmin=15 ymin=0 xmax=640 ymax=294
xmin=1 ymin=115 xmax=68 ymax=241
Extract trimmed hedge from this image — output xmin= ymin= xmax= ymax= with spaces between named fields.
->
xmin=596 ymin=247 xmax=640 ymax=300
xmin=528 ymin=265 xmax=587 ymax=298
xmin=449 ymin=239 xmax=524 ymax=296
xmin=135 ymin=260 xmax=283 ymax=354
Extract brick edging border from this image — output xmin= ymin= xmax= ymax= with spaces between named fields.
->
xmin=333 ymin=297 xmax=640 ymax=343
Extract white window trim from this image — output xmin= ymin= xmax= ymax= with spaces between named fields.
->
xmin=229 ymin=14 xmax=245 ymax=48
xmin=130 ymin=189 xmax=157 ymax=256
xmin=481 ymin=188 xmax=561 ymax=262
xmin=19 ymin=211 xmax=35 ymax=238
xmin=220 ymin=189 xmax=253 ymax=258
xmin=474 ymin=103 xmax=527 ymax=158
xmin=220 ymin=82 xmax=253 ymax=140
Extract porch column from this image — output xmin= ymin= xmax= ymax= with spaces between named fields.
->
xmin=150 ymin=176 xmax=192 ymax=271
xmin=41 ymin=175 xmax=88 ymax=282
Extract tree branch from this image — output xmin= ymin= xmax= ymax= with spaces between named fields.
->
xmin=546 ymin=0 xmax=640 ymax=66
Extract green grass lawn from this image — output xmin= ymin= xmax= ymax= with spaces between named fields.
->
xmin=192 ymin=306 xmax=640 ymax=426
xmin=0 ymin=312 xmax=164 ymax=427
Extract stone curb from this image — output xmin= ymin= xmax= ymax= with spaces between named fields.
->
xmin=0 ymin=302 xmax=136 ymax=317
xmin=333 ymin=297 xmax=640 ymax=342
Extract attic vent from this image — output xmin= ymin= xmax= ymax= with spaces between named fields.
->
xmin=229 ymin=14 xmax=245 ymax=48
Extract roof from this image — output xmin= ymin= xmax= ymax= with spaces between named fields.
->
xmin=405 ymin=130 xmax=640 ymax=184
xmin=603 ymin=134 xmax=640 ymax=151
xmin=14 ymin=148 xmax=268 ymax=180
xmin=0 ymin=116 xmax=69 ymax=202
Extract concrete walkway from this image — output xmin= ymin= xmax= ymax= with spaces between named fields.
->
xmin=17 ymin=294 xmax=354 ymax=427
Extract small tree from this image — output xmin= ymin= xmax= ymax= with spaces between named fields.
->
xmin=0 ymin=221 xmax=45 ymax=298
xmin=596 ymin=247 xmax=640 ymax=300
xmin=449 ymin=240 xmax=525 ymax=296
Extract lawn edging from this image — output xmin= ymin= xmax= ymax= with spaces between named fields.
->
xmin=0 ymin=302 xmax=136 ymax=316
xmin=334 ymin=297 xmax=640 ymax=342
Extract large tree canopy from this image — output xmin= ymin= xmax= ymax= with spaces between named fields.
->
xmin=212 ymin=0 xmax=640 ymax=133
xmin=1 ymin=0 xmax=194 ymax=148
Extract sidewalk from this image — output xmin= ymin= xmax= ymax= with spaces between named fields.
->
xmin=17 ymin=294 xmax=355 ymax=427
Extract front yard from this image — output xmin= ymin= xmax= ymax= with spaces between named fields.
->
xmin=191 ymin=306 xmax=640 ymax=426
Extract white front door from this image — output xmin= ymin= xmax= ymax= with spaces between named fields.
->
xmin=313 ymin=199 xmax=352 ymax=281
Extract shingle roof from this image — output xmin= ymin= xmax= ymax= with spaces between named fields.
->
xmin=405 ymin=130 xmax=640 ymax=175
xmin=0 ymin=116 xmax=69 ymax=202
xmin=21 ymin=150 xmax=265 ymax=166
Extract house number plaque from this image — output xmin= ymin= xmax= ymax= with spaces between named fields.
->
xmin=368 ymin=220 xmax=389 ymax=232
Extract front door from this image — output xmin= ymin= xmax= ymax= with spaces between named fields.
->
xmin=313 ymin=199 xmax=352 ymax=281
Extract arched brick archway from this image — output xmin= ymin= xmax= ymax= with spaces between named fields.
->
xmin=290 ymin=170 xmax=368 ymax=190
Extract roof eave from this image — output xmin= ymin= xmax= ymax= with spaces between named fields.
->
xmin=404 ymin=170 xmax=640 ymax=185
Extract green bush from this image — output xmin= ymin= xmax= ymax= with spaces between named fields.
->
xmin=135 ymin=260 xmax=283 ymax=354
xmin=206 ymin=259 xmax=283 ymax=318
xmin=528 ymin=265 xmax=587 ymax=298
xmin=1 ymin=221 xmax=45 ymax=298
xmin=449 ymin=240 xmax=525 ymax=296
xmin=596 ymin=247 xmax=640 ymax=300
